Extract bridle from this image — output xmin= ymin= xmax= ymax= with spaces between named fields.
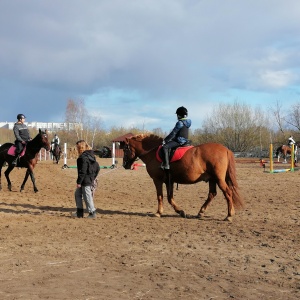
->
xmin=123 ymin=143 xmax=137 ymax=167
xmin=123 ymin=140 xmax=161 ymax=167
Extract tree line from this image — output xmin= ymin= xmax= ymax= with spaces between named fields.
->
xmin=1 ymin=99 xmax=299 ymax=155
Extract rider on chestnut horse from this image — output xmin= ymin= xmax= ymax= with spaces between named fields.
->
xmin=161 ymin=106 xmax=192 ymax=170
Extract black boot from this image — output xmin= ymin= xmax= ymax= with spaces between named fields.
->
xmin=71 ymin=208 xmax=84 ymax=218
xmin=161 ymin=147 xmax=170 ymax=170
xmin=77 ymin=208 xmax=84 ymax=218
xmin=12 ymin=155 xmax=20 ymax=165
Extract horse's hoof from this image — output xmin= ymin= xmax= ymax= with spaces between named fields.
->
xmin=34 ymin=189 xmax=38 ymax=193
xmin=224 ymin=216 xmax=233 ymax=222
xmin=197 ymin=213 xmax=204 ymax=219
xmin=179 ymin=210 xmax=186 ymax=218
xmin=154 ymin=212 xmax=161 ymax=218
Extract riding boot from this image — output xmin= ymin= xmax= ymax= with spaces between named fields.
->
xmin=12 ymin=155 xmax=20 ymax=165
xmin=71 ymin=208 xmax=84 ymax=218
xmin=161 ymin=147 xmax=170 ymax=170
xmin=76 ymin=208 xmax=84 ymax=218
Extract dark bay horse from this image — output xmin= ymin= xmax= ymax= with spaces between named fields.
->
xmin=51 ymin=143 xmax=62 ymax=164
xmin=275 ymin=144 xmax=298 ymax=163
xmin=123 ymin=134 xmax=244 ymax=222
xmin=0 ymin=129 xmax=50 ymax=192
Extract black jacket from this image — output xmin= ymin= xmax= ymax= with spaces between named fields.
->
xmin=76 ymin=150 xmax=100 ymax=186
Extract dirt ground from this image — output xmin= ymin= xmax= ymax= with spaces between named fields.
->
xmin=0 ymin=157 xmax=299 ymax=300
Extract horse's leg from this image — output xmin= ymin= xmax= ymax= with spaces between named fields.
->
xmin=4 ymin=165 xmax=15 ymax=191
xmin=197 ymin=180 xmax=217 ymax=219
xmin=29 ymin=171 xmax=38 ymax=193
xmin=20 ymin=169 xmax=38 ymax=192
xmin=284 ymin=151 xmax=287 ymax=163
xmin=20 ymin=169 xmax=30 ymax=192
xmin=153 ymin=179 xmax=164 ymax=217
xmin=217 ymin=180 xmax=235 ymax=222
xmin=164 ymin=172 xmax=185 ymax=218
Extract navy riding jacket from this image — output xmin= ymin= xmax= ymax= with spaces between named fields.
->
xmin=164 ymin=118 xmax=192 ymax=145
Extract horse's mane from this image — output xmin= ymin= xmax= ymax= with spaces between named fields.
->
xmin=131 ymin=134 xmax=163 ymax=150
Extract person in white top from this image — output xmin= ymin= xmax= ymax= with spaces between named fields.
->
xmin=51 ymin=133 xmax=60 ymax=152
xmin=288 ymin=135 xmax=296 ymax=147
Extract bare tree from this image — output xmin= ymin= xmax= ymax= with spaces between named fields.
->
xmin=65 ymin=99 xmax=86 ymax=140
xmin=286 ymin=102 xmax=300 ymax=131
xmin=202 ymin=102 xmax=270 ymax=152
xmin=269 ymin=100 xmax=286 ymax=135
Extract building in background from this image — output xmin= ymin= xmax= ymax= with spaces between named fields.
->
xmin=0 ymin=122 xmax=82 ymax=132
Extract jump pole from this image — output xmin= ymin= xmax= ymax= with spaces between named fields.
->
xmin=62 ymin=142 xmax=69 ymax=169
xmin=291 ymin=143 xmax=295 ymax=171
xmin=270 ymin=144 xmax=273 ymax=173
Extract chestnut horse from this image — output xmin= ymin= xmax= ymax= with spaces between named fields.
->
xmin=275 ymin=144 xmax=298 ymax=163
xmin=123 ymin=134 xmax=244 ymax=222
xmin=0 ymin=129 xmax=50 ymax=192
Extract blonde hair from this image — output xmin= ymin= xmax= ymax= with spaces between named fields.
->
xmin=76 ymin=140 xmax=92 ymax=156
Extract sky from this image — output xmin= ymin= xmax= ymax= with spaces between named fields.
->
xmin=1 ymin=0 xmax=300 ymax=132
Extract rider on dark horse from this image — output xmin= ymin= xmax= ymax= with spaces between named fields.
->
xmin=161 ymin=106 xmax=192 ymax=170
xmin=12 ymin=114 xmax=31 ymax=165
xmin=51 ymin=133 xmax=60 ymax=153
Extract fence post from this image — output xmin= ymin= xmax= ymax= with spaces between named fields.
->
xmin=269 ymin=144 xmax=273 ymax=173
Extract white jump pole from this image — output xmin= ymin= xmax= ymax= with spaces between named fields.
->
xmin=112 ymin=142 xmax=116 ymax=166
xmin=63 ymin=142 xmax=68 ymax=168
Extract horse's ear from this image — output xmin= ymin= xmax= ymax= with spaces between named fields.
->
xmin=39 ymin=128 xmax=41 ymax=134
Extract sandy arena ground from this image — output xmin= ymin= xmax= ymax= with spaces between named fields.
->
xmin=0 ymin=157 xmax=299 ymax=299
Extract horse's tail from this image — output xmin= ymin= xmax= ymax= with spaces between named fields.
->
xmin=226 ymin=150 xmax=245 ymax=210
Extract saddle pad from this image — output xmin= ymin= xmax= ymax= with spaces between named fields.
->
xmin=156 ymin=145 xmax=194 ymax=163
xmin=7 ymin=145 xmax=26 ymax=157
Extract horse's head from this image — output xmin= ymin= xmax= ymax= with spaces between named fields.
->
xmin=123 ymin=138 xmax=138 ymax=169
xmin=39 ymin=129 xmax=51 ymax=151
xmin=122 ymin=134 xmax=163 ymax=169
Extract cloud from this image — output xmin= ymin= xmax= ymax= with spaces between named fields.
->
xmin=1 ymin=0 xmax=300 ymax=130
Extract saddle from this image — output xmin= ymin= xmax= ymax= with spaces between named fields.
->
xmin=7 ymin=145 xmax=26 ymax=157
xmin=156 ymin=145 xmax=194 ymax=163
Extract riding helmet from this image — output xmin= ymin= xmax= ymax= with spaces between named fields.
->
xmin=175 ymin=106 xmax=188 ymax=117
xmin=17 ymin=114 xmax=26 ymax=120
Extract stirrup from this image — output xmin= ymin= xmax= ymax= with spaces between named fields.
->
xmin=12 ymin=157 xmax=19 ymax=165
xmin=160 ymin=163 xmax=170 ymax=170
